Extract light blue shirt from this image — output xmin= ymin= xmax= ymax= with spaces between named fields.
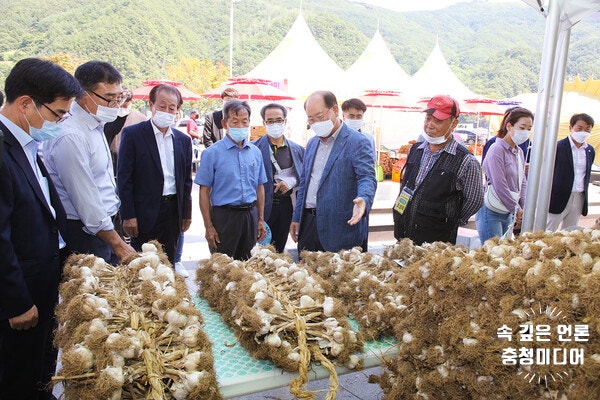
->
xmin=195 ymin=135 xmax=267 ymax=206
xmin=41 ymin=102 xmax=119 ymax=235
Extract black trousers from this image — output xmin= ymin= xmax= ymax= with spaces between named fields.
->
xmin=298 ymin=209 xmax=369 ymax=254
xmin=298 ymin=208 xmax=324 ymax=253
xmin=66 ymin=218 xmax=119 ymax=265
xmin=0 ymin=313 xmax=57 ymax=400
xmin=211 ymin=205 xmax=257 ymax=260
xmin=131 ymin=199 xmax=180 ymax=264
xmin=267 ymin=196 xmax=293 ymax=253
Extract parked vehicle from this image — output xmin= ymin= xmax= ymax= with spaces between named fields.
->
xmin=454 ymin=129 xmax=487 ymax=145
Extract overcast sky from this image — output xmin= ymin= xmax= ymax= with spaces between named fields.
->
xmin=350 ymin=0 xmax=521 ymax=12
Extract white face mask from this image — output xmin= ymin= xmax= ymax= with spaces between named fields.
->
xmin=311 ymin=119 xmax=334 ymax=138
xmin=266 ymin=123 xmax=285 ymax=139
xmin=511 ymin=129 xmax=530 ymax=146
xmin=423 ymin=121 xmax=454 ymax=145
xmin=572 ymin=131 xmax=590 ymax=144
xmin=153 ymin=110 xmax=176 ymax=129
xmin=85 ymin=91 xmax=120 ymax=123
xmin=345 ymin=119 xmax=364 ymax=131
xmin=95 ymin=104 xmax=119 ymax=123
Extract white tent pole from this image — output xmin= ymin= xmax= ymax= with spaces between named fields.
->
xmin=533 ymin=26 xmax=571 ymax=230
xmin=522 ymin=1 xmax=561 ymax=231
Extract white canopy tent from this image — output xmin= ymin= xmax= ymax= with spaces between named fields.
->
xmin=243 ymin=13 xmax=345 ymax=99
xmin=522 ymin=0 xmax=600 ymax=231
xmin=344 ymin=28 xmax=411 ymax=96
xmin=406 ymin=41 xmax=478 ymax=100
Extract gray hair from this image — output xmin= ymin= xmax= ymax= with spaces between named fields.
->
xmin=223 ymin=99 xmax=251 ymax=120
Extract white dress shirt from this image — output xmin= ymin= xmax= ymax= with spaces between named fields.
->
xmin=41 ymin=102 xmax=119 ymax=235
xmin=569 ymin=136 xmax=588 ymax=193
xmin=151 ymin=120 xmax=177 ymax=195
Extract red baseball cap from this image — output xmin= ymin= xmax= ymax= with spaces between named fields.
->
xmin=424 ymin=95 xmax=460 ymax=120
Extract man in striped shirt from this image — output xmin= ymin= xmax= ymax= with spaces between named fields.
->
xmin=393 ymin=95 xmax=484 ymax=245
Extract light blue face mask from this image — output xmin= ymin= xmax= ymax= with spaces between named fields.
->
xmin=228 ymin=127 xmax=249 ymax=143
xmin=24 ymin=110 xmax=63 ymax=142
xmin=30 ymin=120 xmax=63 ymax=142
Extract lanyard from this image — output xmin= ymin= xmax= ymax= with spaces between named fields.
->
xmin=269 ymin=144 xmax=282 ymax=175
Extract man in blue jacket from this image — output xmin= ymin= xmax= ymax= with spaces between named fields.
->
xmin=290 ymin=91 xmax=377 ymax=253
xmin=0 ymin=58 xmax=81 ymax=399
xmin=547 ymin=113 xmax=595 ymax=230
xmin=253 ymin=103 xmax=304 ymax=253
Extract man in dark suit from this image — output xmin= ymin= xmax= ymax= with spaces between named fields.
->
xmin=290 ymin=91 xmax=377 ymax=253
xmin=547 ymin=113 xmax=595 ymax=230
xmin=0 ymin=58 xmax=81 ymax=400
xmin=117 ymin=84 xmax=193 ymax=264
xmin=253 ymin=103 xmax=304 ymax=253
xmin=202 ymin=87 xmax=239 ymax=148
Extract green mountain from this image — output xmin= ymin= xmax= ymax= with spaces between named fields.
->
xmin=0 ymin=0 xmax=598 ymax=98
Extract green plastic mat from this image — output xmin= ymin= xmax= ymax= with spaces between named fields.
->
xmin=193 ymin=295 xmax=398 ymax=398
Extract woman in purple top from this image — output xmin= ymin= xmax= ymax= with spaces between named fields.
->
xmin=476 ymin=107 xmax=534 ymax=242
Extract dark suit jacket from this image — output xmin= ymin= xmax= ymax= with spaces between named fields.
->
xmin=202 ymin=110 xmax=224 ymax=148
xmin=0 ymin=122 xmax=67 ymax=320
xmin=292 ymin=123 xmax=377 ymax=252
xmin=549 ymin=137 xmax=595 ymax=215
xmin=253 ymin=134 xmax=305 ymax=221
xmin=117 ymin=120 xmax=192 ymax=234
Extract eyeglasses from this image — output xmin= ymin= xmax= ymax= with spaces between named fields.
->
xmin=306 ymin=107 xmax=332 ymax=125
xmin=88 ymin=89 xmax=125 ymax=108
xmin=264 ymin=118 xmax=285 ymax=126
xmin=39 ymin=103 xmax=71 ymax=124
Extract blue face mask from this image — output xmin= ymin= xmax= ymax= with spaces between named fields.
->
xmin=30 ymin=120 xmax=63 ymax=142
xmin=228 ymin=127 xmax=249 ymax=143
xmin=24 ymin=111 xmax=63 ymax=142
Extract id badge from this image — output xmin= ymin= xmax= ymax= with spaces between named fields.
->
xmin=394 ymin=187 xmax=414 ymax=215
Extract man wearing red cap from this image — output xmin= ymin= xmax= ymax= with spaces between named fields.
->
xmin=392 ymin=94 xmax=484 ymax=245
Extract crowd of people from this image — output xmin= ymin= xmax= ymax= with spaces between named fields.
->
xmin=0 ymin=57 xmax=597 ymax=398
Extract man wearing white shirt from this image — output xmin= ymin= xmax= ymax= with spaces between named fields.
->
xmin=117 ymin=84 xmax=193 ymax=265
xmin=547 ymin=113 xmax=596 ymax=230
xmin=41 ymin=60 xmax=135 ymax=264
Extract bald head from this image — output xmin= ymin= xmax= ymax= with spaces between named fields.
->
xmin=304 ymin=90 xmax=337 ymax=110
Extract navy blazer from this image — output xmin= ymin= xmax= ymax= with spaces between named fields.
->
xmin=0 ymin=123 xmax=67 ymax=320
xmin=549 ymin=137 xmax=595 ymax=216
xmin=292 ymin=123 xmax=377 ymax=252
xmin=117 ymin=120 xmax=193 ymax=234
xmin=252 ymin=134 xmax=305 ymax=221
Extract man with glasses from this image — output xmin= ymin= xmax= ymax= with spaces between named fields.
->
xmin=0 ymin=58 xmax=80 ymax=399
xmin=253 ymin=103 xmax=304 ymax=253
xmin=42 ymin=60 xmax=136 ymax=265
xmin=290 ymin=90 xmax=377 ymax=253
